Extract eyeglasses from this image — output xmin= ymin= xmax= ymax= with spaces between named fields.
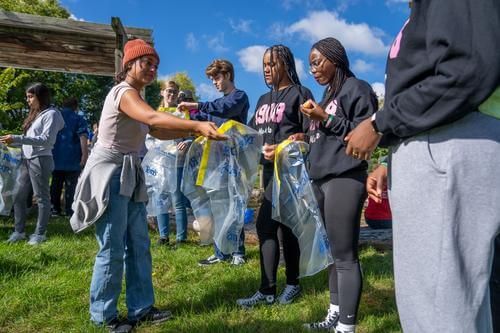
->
xmin=138 ymin=57 xmax=159 ymax=71
xmin=309 ymin=57 xmax=328 ymax=73
xmin=165 ymin=89 xmax=178 ymax=95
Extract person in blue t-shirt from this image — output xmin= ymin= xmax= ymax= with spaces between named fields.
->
xmin=178 ymin=59 xmax=249 ymax=266
xmin=50 ymin=97 xmax=89 ymax=216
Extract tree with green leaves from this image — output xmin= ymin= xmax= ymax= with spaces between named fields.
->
xmin=0 ymin=0 xmax=160 ymax=129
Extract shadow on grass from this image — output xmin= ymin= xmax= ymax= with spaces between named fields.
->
xmin=0 ymin=251 xmax=59 ymax=278
xmin=150 ymin=318 xmax=304 ymax=333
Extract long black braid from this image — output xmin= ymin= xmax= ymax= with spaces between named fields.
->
xmin=263 ymin=44 xmax=302 ymax=91
xmin=312 ymin=37 xmax=354 ymax=108
xmin=262 ymin=44 xmax=303 ymax=144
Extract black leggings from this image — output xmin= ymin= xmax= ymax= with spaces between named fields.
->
xmin=312 ymin=170 xmax=367 ymax=325
xmin=256 ymin=165 xmax=300 ymax=295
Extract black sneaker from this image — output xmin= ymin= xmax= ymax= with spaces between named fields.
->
xmin=236 ymin=291 xmax=275 ymax=308
xmin=198 ymin=255 xmax=223 ymax=266
xmin=303 ymin=308 xmax=340 ymax=331
xmin=133 ymin=307 xmax=172 ymax=325
xmin=106 ymin=318 xmax=134 ymax=333
xmin=277 ymin=284 xmax=301 ymax=304
xmin=156 ymin=237 xmax=170 ymax=246
xmin=51 ymin=209 xmax=61 ymax=217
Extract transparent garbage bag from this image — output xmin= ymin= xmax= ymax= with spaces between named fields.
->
xmin=181 ymin=136 xmax=215 ymax=244
xmin=196 ymin=120 xmax=263 ymax=254
xmin=272 ymin=139 xmax=333 ymax=277
xmin=0 ymin=144 xmax=22 ymax=215
xmin=142 ymin=138 xmax=178 ymax=216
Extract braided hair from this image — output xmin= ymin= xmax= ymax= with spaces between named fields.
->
xmin=263 ymin=44 xmax=301 ymax=90
xmin=312 ymin=37 xmax=354 ymax=108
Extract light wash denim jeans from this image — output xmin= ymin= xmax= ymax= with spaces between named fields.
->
xmin=90 ymin=169 xmax=154 ymax=324
xmin=157 ymin=166 xmax=188 ymax=242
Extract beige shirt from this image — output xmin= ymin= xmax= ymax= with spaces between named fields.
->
xmin=97 ymin=81 xmax=149 ymax=154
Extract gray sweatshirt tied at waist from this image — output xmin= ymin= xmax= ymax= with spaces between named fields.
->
xmin=70 ymin=142 xmax=148 ymax=233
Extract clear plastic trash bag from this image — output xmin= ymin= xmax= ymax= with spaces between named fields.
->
xmin=272 ymin=139 xmax=333 ymax=277
xmin=0 ymin=144 xmax=22 ymax=216
xmin=181 ymin=136 xmax=215 ymax=244
xmin=196 ymin=120 xmax=263 ymax=254
xmin=141 ymin=138 xmax=178 ymax=216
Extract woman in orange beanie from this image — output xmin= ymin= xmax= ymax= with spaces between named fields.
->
xmin=71 ymin=39 xmax=226 ymax=333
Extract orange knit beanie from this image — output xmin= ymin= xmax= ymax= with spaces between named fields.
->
xmin=122 ymin=39 xmax=160 ymax=67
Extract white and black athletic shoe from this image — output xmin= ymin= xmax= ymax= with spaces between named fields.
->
xmin=277 ymin=284 xmax=301 ymax=304
xmin=236 ymin=291 xmax=275 ymax=308
xmin=303 ymin=309 xmax=340 ymax=331
xmin=198 ymin=255 xmax=223 ymax=266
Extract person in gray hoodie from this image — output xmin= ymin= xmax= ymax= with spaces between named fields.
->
xmin=1 ymin=83 xmax=64 ymax=245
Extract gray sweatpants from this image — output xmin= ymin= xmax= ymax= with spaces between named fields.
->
xmin=13 ymin=156 xmax=54 ymax=235
xmin=389 ymin=112 xmax=500 ymax=332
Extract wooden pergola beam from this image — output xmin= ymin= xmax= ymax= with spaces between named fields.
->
xmin=0 ymin=10 xmax=153 ymax=77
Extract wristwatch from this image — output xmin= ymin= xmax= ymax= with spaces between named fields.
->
xmin=371 ymin=113 xmax=383 ymax=136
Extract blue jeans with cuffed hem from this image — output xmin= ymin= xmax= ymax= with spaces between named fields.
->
xmin=89 ymin=169 xmax=154 ymax=324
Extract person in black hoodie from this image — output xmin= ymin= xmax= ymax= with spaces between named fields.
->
xmin=296 ymin=38 xmax=377 ymax=333
xmin=346 ymin=1 xmax=500 ymax=331
xmin=236 ymin=44 xmax=314 ymax=308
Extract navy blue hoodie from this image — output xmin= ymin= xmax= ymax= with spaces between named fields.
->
xmin=375 ymin=0 xmax=500 ymax=144
xmin=194 ymin=88 xmax=249 ymax=126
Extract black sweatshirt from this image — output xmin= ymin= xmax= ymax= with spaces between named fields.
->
xmin=307 ymin=77 xmax=378 ymax=180
xmin=250 ymin=85 xmax=314 ymax=167
xmin=375 ymin=0 xmax=500 ymax=143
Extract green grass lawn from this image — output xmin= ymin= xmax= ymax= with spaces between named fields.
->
xmin=0 ymin=216 xmax=401 ymax=333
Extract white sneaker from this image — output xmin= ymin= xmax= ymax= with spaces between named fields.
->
xmin=277 ymin=284 xmax=301 ymax=304
xmin=303 ymin=308 xmax=340 ymax=331
xmin=28 ymin=233 xmax=47 ymax=245
xmin=236 ymin=291 xmax=275 ymax=309
xmin=231 ymin=256 xmax=245 ymax=266
xmin=6 ymin=231 xmax=26 ymax=243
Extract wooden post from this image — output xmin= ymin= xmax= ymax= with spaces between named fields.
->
xmin=111 ymin=17 xmax=128 ymax=76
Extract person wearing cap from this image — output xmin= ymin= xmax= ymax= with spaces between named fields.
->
xmin=70 ymin=38 xmax=226 ymax=333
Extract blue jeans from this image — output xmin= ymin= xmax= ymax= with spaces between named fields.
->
xmin=90 ymin=169 xmax=154 ymax=324
xmin=157 ymin=167 xmax=188 ymax=241
xmin=214 ymin=228 xmax=246 ymax=259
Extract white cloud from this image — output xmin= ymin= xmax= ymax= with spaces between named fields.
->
xmin=206 ymin=32 xmax=229 ymax=53
xmin=186 ymin=33 xmax=198 ymax=51
xmin=69 ymin=13 xmax=85 ymax=21
xmin=336 ymin=0 xmax=357 ymax=12
xmin=371 ymin=82 xmax=385 ymax=98
xmin=197 ymin=83 xmax=223 ymax=101
xmin=286 ymin=10 xmax=389 ymax=56
xmin=295 ymin=58 xmax=306 ymax=80
xmin=229 ymin=19 xmax=253 ymax=34
xmin=352 ymin=59 xmax=374 ymax=73
xmin=237 ymin=45 xmax=268 ymax=73
xmin=269 ymin=22 xmax=288 ymax=40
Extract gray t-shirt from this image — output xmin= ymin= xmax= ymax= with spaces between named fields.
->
xmin=97 ymin=81 xmax=149 ymax=154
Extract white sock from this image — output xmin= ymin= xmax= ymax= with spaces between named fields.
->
xmin=336 ymin=322 xmax=355 ymax=332
xmin=329 ymin=303 xmax=339 ymax=313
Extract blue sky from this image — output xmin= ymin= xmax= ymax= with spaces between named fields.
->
xmin=60 ymin=0 xmax=411 ymax=118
